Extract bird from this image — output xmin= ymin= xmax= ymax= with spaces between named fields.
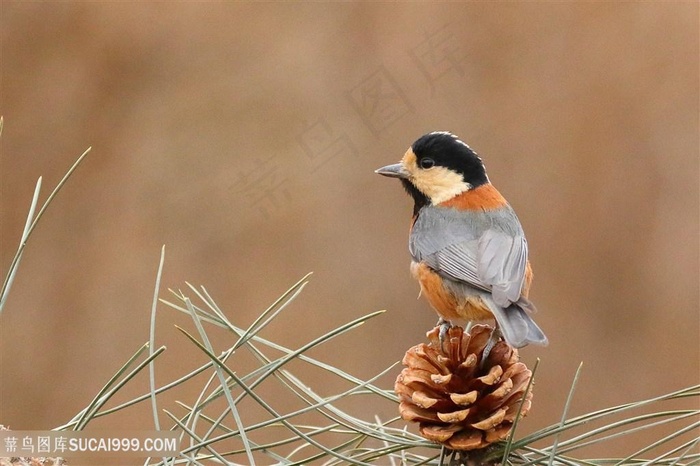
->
xmin=375 ymin=131 xmax=548 ymax=348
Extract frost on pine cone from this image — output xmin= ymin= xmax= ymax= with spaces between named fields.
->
xmin=395 ymin=325 xmax=533 ymax=451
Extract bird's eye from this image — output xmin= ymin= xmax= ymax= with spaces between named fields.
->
xmin=420 ymin=158 xmax=435 ymax=169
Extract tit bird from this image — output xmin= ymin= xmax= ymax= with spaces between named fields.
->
xmin=376 ymin=131 xmax=547 ymax=348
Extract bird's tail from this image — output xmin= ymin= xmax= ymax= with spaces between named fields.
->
xmin=485 ymin=296 xmax=548 ymax=348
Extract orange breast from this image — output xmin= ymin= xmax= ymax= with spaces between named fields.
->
xmin=523 ymin=261 xmax=533 ymax=297
xmin=410 ymin=262 xmax=494 ymax=321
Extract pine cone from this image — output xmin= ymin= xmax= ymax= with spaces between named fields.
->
xmin=395 ymin=325 xmax=533 ymax=451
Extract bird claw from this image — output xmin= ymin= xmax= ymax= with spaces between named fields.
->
xmin=435 ymin=320 xmax=503 ymax=366
xmin=437 ymin=318 xmax=452 ymax=349
xmin=481 ymin=327 xmax=503 ymax=367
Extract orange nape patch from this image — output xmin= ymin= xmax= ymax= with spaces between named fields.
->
xmin=438 ymin=183 xmax=508 ymax=211
xmin=410 ymin=262 xmax=494 ymax=322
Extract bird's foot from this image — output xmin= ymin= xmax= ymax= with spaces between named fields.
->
xmin=437 ymin=318 xmax=453 ymax=350
xmin=481 ymin=327 xmax=503 ymax=368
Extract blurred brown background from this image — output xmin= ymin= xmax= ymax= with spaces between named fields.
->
xmin=1 ymin=2 xmax=698 ymax=463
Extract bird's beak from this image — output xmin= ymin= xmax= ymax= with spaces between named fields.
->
xmin=375 ymin=163 xmax=409 ymax=179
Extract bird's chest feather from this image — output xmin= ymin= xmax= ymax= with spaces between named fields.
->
xmin=410 ymin=261 xmax=494 ymax=321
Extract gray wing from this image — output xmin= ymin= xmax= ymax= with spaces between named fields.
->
xmin=410 ymin=205 xmax=528 ymax=308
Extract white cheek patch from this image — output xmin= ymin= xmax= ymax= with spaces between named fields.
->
xmin=401 ymin=147 xmax=472 ymax=204
xmin=411 ymin=166 xmax=472 ymax=204
xmin=401 ymin=148 xmax=418 ymax=169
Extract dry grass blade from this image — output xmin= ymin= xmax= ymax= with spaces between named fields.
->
xmin=0 ymin=177 xmax=41 ymax=313
xmin=162 ymin=409 xmax=235 ymax=465
xmin=181 ymin=298 xmax=257 ymax=465
xmin=0 ymin=146 xmax=92 ymax=313
xmin=149 ymin=245 xmax=167 ymax=433
xmin=548 ymin=362 xmax=584 ymax=464
xmin=175 ymin=322 xmax=378 ymax=466
xmin=61 ymin=343 xmax=166 ymax=431
xmin=496 ymin=358 xmax=540 ymax=463
xmin=1 ymin=146 xmax=91 ymax=315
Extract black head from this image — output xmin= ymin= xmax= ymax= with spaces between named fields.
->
xmin=375 ymin=131 xmax=490 ymax=213
xmin=411 ymin=131 xmax=489 ymax=188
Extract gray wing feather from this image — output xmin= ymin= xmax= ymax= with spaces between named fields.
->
xmin=410 ymin=205 xmax=528 ymax=306
xmin=425 ymin=241 xmax=486 ymax=292
xmin=442 ymin=279 xmax=547 ymax=348
xmin=477 ymin=232 xmax=528 ymax=307
xmin=484 ymin=295 xmax=548 ymax=348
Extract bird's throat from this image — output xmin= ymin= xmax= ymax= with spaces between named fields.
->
xmin=401 ymin=178 xmax=430 ymax=217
